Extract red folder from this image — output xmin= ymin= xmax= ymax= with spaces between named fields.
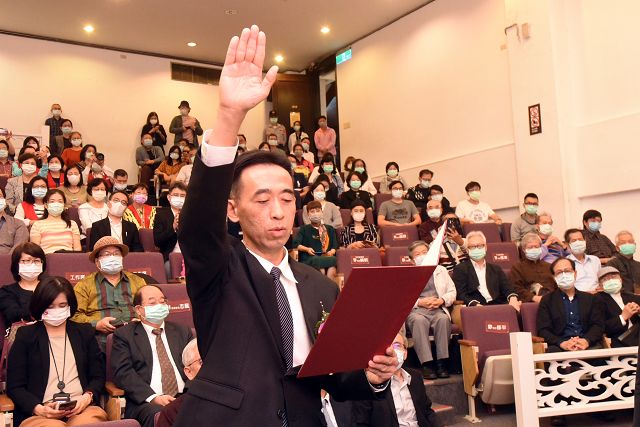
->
xmin=298 ymin=221 xmax=446 ymax=378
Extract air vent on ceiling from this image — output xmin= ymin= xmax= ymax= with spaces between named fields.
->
xmin=171 ymin=62 xmax=221 ymax=85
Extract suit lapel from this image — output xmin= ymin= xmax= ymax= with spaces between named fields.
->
xmin=133 ymin=322 xmax=154 ymax=375
xmin=485 ymin=265 xmax=499 ymax=299
xmin=408 ymin=373 xmax=428 ymax=426
xmin=289 ymin=260 xmax=321 ymax=344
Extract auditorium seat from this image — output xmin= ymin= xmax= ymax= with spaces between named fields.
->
xmin=463 ymin=223 xmax=501 ymax=243
xmin=335 ymin=226 xmax=345 ymax=247
xmin=85 ymin=227 xmax=92 ymax=251
xmin=336 ymin=248 xmax=382 ymax=286
xmin=158 ymin=284 xmax=193 ymax=328
xmin=520 ymin=302 xmax=539 ymax=335
xmin=0 ymin=253 xmax=13 ymax=285
xmin=382 ymin=246 xmax=414 ymax=266
xmin=296 ymin=209 xmax=304 ymax=227
xmin=168 ymin=253 xmax=184 ymax=280
xmin=485 ymin=242 xmax=519 ymax=276
xmin=501 ymin=222 xmax=512 ymax=242
xmin=66 ymin=206 xmax=82 ymax=233
xmin=379 ymin=225 xmax=419 ymax=247
xmin=139 ymin=228 xmax=159 ymax=252
xmin=373 ymin=193 xmax=392 ymax=210
xmin=373 ymin=181 xmax=381 ymax=192
xmin=123 ymin=252 xmax=167 ymax=284
xmin=46 ymin=253 xmax=97 ymax=285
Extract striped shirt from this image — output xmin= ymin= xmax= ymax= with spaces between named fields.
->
xmin=30 ymin=218 xmax=80 ymax=254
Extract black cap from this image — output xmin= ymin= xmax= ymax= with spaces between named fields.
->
xmin=96 ymin=153 xmax=105 ymax=161
xmin=269 ymin=110 xmax=278 ymax=117
xmin=179 ymin=100 xmax=190 ymax=109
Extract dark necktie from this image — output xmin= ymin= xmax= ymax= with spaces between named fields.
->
xmin=152 ymin=328 xmax=179 ymax=396
xmin=270 ymin=267 xmax=294 ymax=370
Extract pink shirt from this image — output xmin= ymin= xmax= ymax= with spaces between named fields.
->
xmin=314 ymin=127 xmax=336 ymax=157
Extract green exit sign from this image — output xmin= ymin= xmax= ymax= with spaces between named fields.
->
xmin=336 ymin=48 xmax=352 ymax=65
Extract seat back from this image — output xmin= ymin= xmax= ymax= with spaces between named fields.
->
xmin=339 ymin=209 xmax=374 ymax=226
xmin=67 ymin=206 xmax=82 ymax=232
xmin=463 ymin=223 xmax=502 ymax=243
xmin=106 ymin=333 xmax=115 ymax=382
xmin=139 ymin=228 xmax=159 ymax=252
xmin=123 ymin=252 xmax=167 ymax=284
xmin=374 ymin=193 xmax=392 ymax=210
xmin=460 ymin=305 xmax=520 ymax=357
xmin=520 ymin=302 xmax=539 ymax=335
xmin=336 ymin=248 xmax=382 ymax=283
xmin=296 ymin=209 xmax=304 ymax=227
xmin=157 ymin=284 xmax=193 ymax=328
xmin=168 ymin=253 xmax=184 ymax=280
xmin=379 ymin=225 xmax=419 ymax=247
xmin=383 ymin=246 xmax=414 ymax=266
xmin=373 ymin=181 xmax=381 ymax=192
xmin=0 ymin=254 xmax=14 ymax=286
xmin=46 ymin=253 xmax=97 ymax=285
xmin=501 ymin=223 xmax=512 ymax=242
xmin=485 ymin=242 xmax=519 ymax=276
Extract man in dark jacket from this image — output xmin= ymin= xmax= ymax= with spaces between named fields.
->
xmin=88 ymin=190 xmax=143 ymax=252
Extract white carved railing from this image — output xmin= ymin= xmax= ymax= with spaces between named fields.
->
xmin=510 ymin=332 xmax=637 ymax=427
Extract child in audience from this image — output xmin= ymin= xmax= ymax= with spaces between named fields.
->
xmin=61 ymin=131 xmax=84 ymax=168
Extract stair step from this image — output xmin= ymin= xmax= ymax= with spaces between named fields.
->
xmin=432 ymin=402 xmax=456 ymax=425
xmin=423 ymin=374 xmax=468 ymax=415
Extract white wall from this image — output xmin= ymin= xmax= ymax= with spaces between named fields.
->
xmin=0 ymin=34 xmax=268 ymax=179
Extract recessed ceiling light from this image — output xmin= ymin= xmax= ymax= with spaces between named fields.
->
xmin=83 ymin=24 xmax=95 ymax=33
xmin=274 ymin=54 xmax=284 ymax=63
xmin=321 ymin=26 xmax=330 ymax=34
xmin=187 ymin=42 xmax=197 ymax=47
xmin=225 ymin=9 xmax=238 ymax=15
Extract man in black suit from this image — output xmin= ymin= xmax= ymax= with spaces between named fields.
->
xmin=452 ymin=230 xmax=521 ymax=309
xmin=596 ymin=266 xmax=640 ymax=347
xmin=352 ymin=334 xmax=443 ymax=427
xmin=88 ymin=190 xmax=143 ymax=252
xmin=111 ymin=285 xmax=194 ymax=427
xmin=174 ymin=25 xmax=398 ymax=427
xmin=153 ymin=182 xmax=187 ymax=264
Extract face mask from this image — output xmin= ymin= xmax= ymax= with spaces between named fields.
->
xmin=539 ymin=224 xmax=553 ymax=235
xmin=319 ymin=121 xmax=327 ymax=128
xmin=22 ymin=164 xmax=37 ymax=175
xmin=170 ymin=195 xmax=185 ymax=209
xmin=431 ymin=193 xmax=443 ymax=202
xmin=133 ymin=194 xmax=148 ymax=204
xmin=525 ymin=204 xmax=538 ymax=215
xmin=52 ymin=109 xmax=62 ymax=117
xmin=109 ymin=202 xmax=126 ymax=217
xmin=61 ymin=127 xmax=73 ymax=135
xmin=620 ymin=243 xmax=637 ymax=256
xmin=19 ymin=263 xmax=43 ymax=280
xmin=352 ymin=212 xmax=365 ymax=222
xmin=525 ymin=247 xmax=542 ymax=261
xmin=469 ymin=190 xmax=481 ymax=201
xmin=350 ymin=180 xmax=361 ymax=190
xmin=387 ymin=169 xmax=398 ymax=178
xmin=190 ymin=156 xmax=196 ymax=163
xmin=239 ymin=143 xmax=246 ymax=150
xmin=143 ymin=303 xmax=170 ymax=325
xmin=49 ymin=163 xmax=62 ymax=172
xmin=47 ymin=202 xmax=64 ymax=217
xmin=86 ymin=152 xmax=95 ymax=160
xmin=149 ymin=119 xmax=158 ymax=125
xmin=143 ymin=139 xmax=153 ymax=148
xmin=32 ymin=187 xmax=47 ymax=199
xmin=92 ymin=190 xmax=107 ymax=202
xmin=270 ymin=117 xmax=278 ymax=124
xmin=42 ymin=306 xmax=71 ymax=327
xmin=170 ymin=152 xmax=180 ymax=160
xmin=0 ymin=149 xmax=8 ymax=158
xmin=67 ymin=175 xmax=80 ymax=186
xmin=293 ymin=125 xmax=301 ymax=131
xmin=114 ymin=183 xmax=128 ymax=191
xmin=180 ymin=108 xmax=189 ymax=116
xmin=294 ymin=151 xmax=303 ymax=158
xmin=602 ymin=278 xmax=623 ymax=295
xmin=91 ymin=163 xmax=103 ymax=173
xmin=0 ymin=198 xmax=6 ymax=211
xmin=309 ymin=213 xmax=323 ymax=224
xmin=420 ymin=180 xmax=431 ymax=189
xmin=555 ymin=272 xmax=575 ymax=290
xmin=588 ymin=221 xmax=601 ymax=232
xmin=469 ymin=247 xmax=487 ymax=261
xmin=268 ymin=139 xmax=278 ymax=146
xmin=391 ymin=189 xmax=403 ymax=199
xmin=313 ymin=191 xmax=326 ymax=201
xmin=71 ymin=138 xmax=82 ymax=147
xmin=100 ymin=255 xmax=123 ymax=275
xmin=569 ymin=240 xmax=587 ymax=255
xmin=322 ymin=165 xmax=333 ymax=174
xmin=394 ymin=348 xmax=405 ymax=366
xmin=302 ymin=143 xmax=309 ymax=151
xmin=414 ymin=254 xmax=426 ymax=266
xmin=354 ymin=167 xmax=365 ymax=174
xmin=427 ymin=208 xmax=441 ymax=219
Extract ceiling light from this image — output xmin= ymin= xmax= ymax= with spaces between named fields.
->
xmin=187 ymin=42 xmax=197 ymax=47
xmin=321 ymin=26 xmax=330 ymax=34
xmin=274 ymin=54 xmax=284 ymax=63
xmin=83 ymin=24 xmax=95 ymax=33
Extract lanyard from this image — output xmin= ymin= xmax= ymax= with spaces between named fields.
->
xmin=47 ymin=331 xmax=68 ymax=392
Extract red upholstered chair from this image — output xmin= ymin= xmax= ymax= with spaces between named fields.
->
xmin=46 ymin=253 xmax=97 ymax=285
xmin=158 ymin=284 xmax=194 ymax=328
xmin=335 ymin=248 xmax=382 ymax=288
xmin=0 ymin=254 xmax=14 ymax=286
xmin=373 ymin=181 xmax=381 ymax=192
xmin=485 ymin=242 xmax=519 ymax=276
xmin=339 ymin=209 xmax=352 ymax=227
xmin=123 ymin=252 xmax=167 ymax=284
xmin=520 ymin=302 xmax=539 ymax=335
xmin=66 ymin=206 xmax=82 ymax=233
xmin=139 ymin=228 xmax=159 ymax=252
xmin=379 ymin=225 xmax=419 ymax=248
xmin=374 ymin=193 xmax=392 ymax=211
xmin=463 ymin=223 xmax=502 ymax=243
xmin=382 ymin=246 xmax=414 ymax=266
xmin=169 ymin=253 xmax=184 ymax=280
xmin=501 ymin=223 xmax=512 ymax=242
xmin=296 ymin=209 xmax=304 ymax=227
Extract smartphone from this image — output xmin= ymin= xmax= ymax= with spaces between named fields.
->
xmin=58 ymin=400 xmax=77 ymax=411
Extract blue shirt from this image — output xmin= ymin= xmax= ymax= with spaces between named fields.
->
xmin=561 ymin=292 xmax=583 ymax=341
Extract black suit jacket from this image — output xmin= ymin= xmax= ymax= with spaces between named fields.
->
xmin=88 ymin=217 xmax=143 ymax=252
xmin=452 ymin=260 xmax=518 ymax=306
xmin=597 ymin=291 xmax=640 ymax=345
xmin=111 ymin=320 xmax=193 ymax=405
xmin=7 ymin=321 xmax=105 ymax=426
xmin=352 ymin=368 xmax=442 ymax=427
xmin=536 ymin=289 xmax=605 ymax=346
xmin=153 ymin=207 xmax=177 ymax=261
xmin=174 ymin=155 xmax=377 ymax=427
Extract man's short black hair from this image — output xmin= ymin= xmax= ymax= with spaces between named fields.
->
xmin=109 ymin=190 xmax=128 ymax=200
xmin=230 ymin=150 xmax=292 ymax=198
xmin=564 ymin=228 xmax=583 ymax=243
xmin=524 ymin=193 xmax=539 ymax=201
xmin=114 ymin=169 xmax=128 ymax=179
xmin=61 ymin=119 xmax=73 ymax=127
xmin=30 ymin=276 xmax=77 ymax=320
xmin=318 ymin=115 xmax=327 ymax=121
xmin=549 ymin=257 xmax=576 ymax=275
xmin=583 ymin=209 xmax=602 ymax=222
xmin=133 ymin=285 xmax=166 ymax=306
xmin=168 ymin=181 xmax=188 ymax=194
xmin=419 ymin=169 xmax=433 ymax=178
xmin=429 ymin=185 xmax=444 ymax=194
xmin=465 ymin=181 xmax=481 ymax=192
xmin=388 ymin=180 xmax=405 ymax=191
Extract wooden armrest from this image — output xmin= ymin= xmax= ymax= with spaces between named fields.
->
xmin=459 ymin=339 xmax=477 ymax=347
xmin=453 ymin=300 xmax=465 ymax=305
xmin=0 ymin=394 xmax=14 ymax=412
xmin=105 ymin=381 xmax=125 ymax=397
xmin=531 ymin=336 xmax=545 ymax=343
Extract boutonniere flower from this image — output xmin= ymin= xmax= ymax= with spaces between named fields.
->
xmin=315 ymin=301 xmax=330 ymax=338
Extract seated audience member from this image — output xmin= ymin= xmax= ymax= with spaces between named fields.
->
xmin=88 ymin=190 xmax=143 ymax=252
xmin=60 ymin=165 xmax=87 ymax=208
xmin=418 ymin=199 xmax=445 ymax=243
xmin=299 ymin=136 xmax=316 ymax=164
xmin=7 ymin=276 xmax=108 ymax=426
xmin=54 ymin=119 xmax=74 ymax=153
xmin=266 ymin=134 xmax=283 ymax=152
xmin=78 ymin=178 xmax=109 ymax=236
xmin=257 ymin=142 xmax=271 ymax=152
xmin=351 ymin=333 xmax=444 ymax=427
xmin=156 ymin=339 xmax=202 ymax=427
xmin=418 ymin=204 xmax=467 ymax=271
xmin=237 ymin=134 xmax=248 ymax=151
xmin=427 ymin=185 xmax=452 ymax=215
xmin=0 ymin=139 xmax=13 ymax=188
xmin=343 ymin=158 xmax=377 ymax=195
xmin=607 ymin=230 xmax=640 ymax=293
xmin=46 ymin=154 xmax=65 ymax=188
xmin=309 ymin=154 xmax=344 ymax=196
xmin=582 ymin=209 xmax=616 ymax=262
xmin=155 ymin=145 xmax=184 ymax=186
xmin=0 ymin=188 xmax=28 ymax=253
xmin=596 ymin=266 xmax=640 ymax=347
xmin=82 ymin=152 xmax=114 ymax=189
xmin=565 ymin=228 xmax=600 ymax=292
xmin=510 ymin=233 xmax=556 ymax=302
xmin=340 ymin=200 xmax=378 ymax=249
xmin=377 ymin=181 xmax=421 ymax=227
xmin=61 ymin=131 xmax=84 ymax=168
xmin=154 ymin=182 xmax=187 ymax=265
xmin=287 ymin=154 xmax=309 ymax=200
xmin=339 ymin=171 xmax=373 ymax=210
xmin=15 ymin=176 xmax=48 ymax=226
xmin=175 ymin=145 xmax=197 ymax=186
xmin=113 ymin=169 xmax=133 ymax=195
xmin=405 ymin=169 xmax=433 ymax=213
xmin=45 ymin=103 xmax=65 ymax=153
xmin=124 ymin=184 xmax=157 ymax=229
xmin=75 ymin=144 xmax=97 ymax=173
xmin=302 ymin=174 xmax=339 ymax=206
xmin=302 ymin=181 xmax=343 ymax=228
xmin=112 ymin=285 xmax=194 ymax=427
xmin=0 ymin=242 xmax=45 ymax=324
xmin=511 ymin=193 xmax=539 ymax=242
xmin=141 ymin=111 xmax=168 ymax=152
xmin=72 ymin=236 xmax=147 ymax=348
xmin=406 ymin=241 xmax=456 ymax=379
xmin=291 ymin=143 xmax=314 ymax=178
xmin=453 ymin=231 xmax=520 ymax=309
xmin=378 ymin=162 xmax=408 ymax=195
xmin=536 ymin=213 xmax=568 ymax=263
xmin=6 ymin=153 xmax=41 ymax=214
xmin=137 ymin=134 xmax=165 ymax=186
xmin=294 ymin=201 xmax=338 ymax=279
xmin=455 ymin=181 xmax=502 ymax=224
xmin=30 ymin=190 xmax=81 ymax=253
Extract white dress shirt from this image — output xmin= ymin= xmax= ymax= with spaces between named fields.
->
xmin=471 ymin=259 xmax=492 ymax=303
xmin=141 ymin=321 xmax=186 ymax=402
xmin=109 ymin=217 xmax=123 ymax=243
xmin=390 ymin=369 xmax=419 ymax=427
xmin=171 ymin=207 xmax=182 ymax=253
xmin=567 ymin=253 xmax=600 ymax=292
xmin=321 ymin=393 xmax=339 ymax=427
xmin=609 ymin=292 xmax=631 ymax=328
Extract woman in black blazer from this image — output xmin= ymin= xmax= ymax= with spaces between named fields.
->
xmin=7 ymin=276 xmax=107 ymax=426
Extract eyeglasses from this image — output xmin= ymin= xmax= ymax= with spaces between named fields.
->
xmin=186 ymin=358 xmax=202 ymax=368
xmin=19 ymin=258 xmax=43 ymax=265
xmin=99 ymin=251 xmax=122 ymax=258
xmin=468 ymin=244 xmax=486 ymax=250
xmin=392 ymin=342 xmax=406 ymax=351
xmin=554 ymin=269 xmax=574 ymax=275
xmin=111 ymin=199 xmax=128 ymax=206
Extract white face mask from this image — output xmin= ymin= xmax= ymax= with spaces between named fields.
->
xmin=113 ymin=183 xmax=128 ymax=191
xmin=42 ymin=306 xmax=71 ymax=327
xmin=67 ymin=174 xmax=80 ymax=186
xmin=22 ymin=164 xmax=37 ymax=175
xmin=100 ymin=255 xmax=124 ymax=275
xmin=49 ymin=163 xmax=62 ymax=172
xmin=539 ymin=223 xmax=553 ymax=235
xmin=414 ymin=254 xmax=426 ymax=266
xmin=170 ymin=152 xmax=180 ymax=160
xmin=313 ymin=191 xmax=326 ymax=201
xmin=391 ymin=189 xmax=403 ymax=199
xmin=47 ymin=202 xmax=65 ymax=217
xmin=352 ymin=212 xmax=365 ymax=222
xmin=71 ymin=138 xmax=82 ymax=147
xmin=0 ymin=198 xmax=6 ymax=211
xmin=180 ymin=108 xmax=189 ymax=116
xmin=431 ymin=194 xmax=443 ymax=202
xmin=170 ymin=195 xmax=185 ymax=209
xmin=52 ymin=109 xmax=62 ymax=117
xmin=19 ymin=263 xmax=43 ymax=281
xmin=109 ymin=202 xmax=126 ymax=217
xmin=149 ymin=119 xmax=158 ymax=125
xmin=92 ymin=190 xmax=107 ymax=202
